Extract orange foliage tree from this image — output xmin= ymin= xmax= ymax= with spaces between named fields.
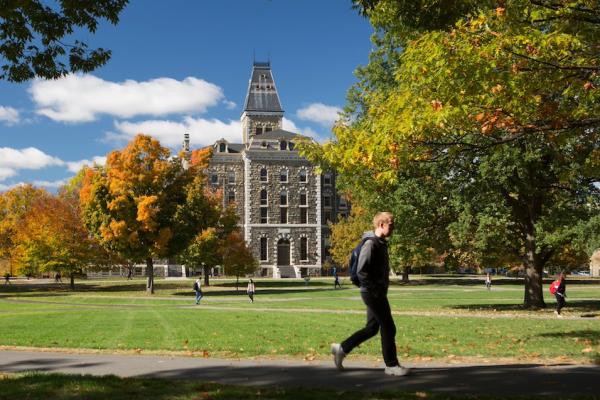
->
xmin=80 ymin=134 xmax=218 ymax=294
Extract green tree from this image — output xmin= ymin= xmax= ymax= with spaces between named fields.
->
xmin=302 ymin=0 xmax=600 ymax=308
xmin=80 ymin=134 xmax=217 ymax=294
xmin=0 ymin=0 xmax=128 ymax=82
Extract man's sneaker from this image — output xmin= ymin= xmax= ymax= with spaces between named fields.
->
xmin=330 ymin=343 xmax=345 ymax=370
xmin=384 ymin=365 xmax=411 ymax=376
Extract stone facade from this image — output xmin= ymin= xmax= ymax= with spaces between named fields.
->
xmin=202 ymin=62 xmax=348 ymax=278
xmin=591 ymin=249 xmax=600 ymax=277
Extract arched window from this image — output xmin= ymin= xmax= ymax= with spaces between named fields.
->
xmin=299 ymin=169 xmax=307 ymax=183
xmin=219 ymin=143 xmax=226 ymax=153
xmin=280 ymin=169 xmax=288 ymax=183
xmin=279 ymin=140 xmax=287 ymax=150
xmin=227 ymin=191 xmax=235 ymax=204
xmin=300 ymin=237 xmax=308 ymax=261
xmin=260 ymin=168 xmax=268 ymax=182
xmin=260 ymin=189 xmax=268 ymax=206
xmin=288 ymin=141 xmax=295 ymax=151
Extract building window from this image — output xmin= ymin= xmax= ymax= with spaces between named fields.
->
xmin=227 ymin=171 xmax=235 ymax=184
xmin=300 ymin=192 xmax=307 ymax=206
xmin=260 ymin=189 xmax=268 ymax=206
xmin=280 ymin=207 xmax=288 ymax=224
xmin=280 ymin=191 xmax=288 ymax=206
xmin=211 ymin=174 xmax=218 ymax=184
xmin=323 ymin=173 xmax=332 ymax=185
xmin=260 ymin=207 xmax=268 ymax=224
xmin=219 ymin=143 xmax=226 ymax=153
xmin=280 ymin=169 xmax=288 ymax=183
xmin=300 ymin=237 xmax=308 ymax=261
xmin=227 ymin=191 xmax=235 ymax=204
xmin=300 ymin=208 xmax=308 ymax=224
xmin=260 ymin=168 xmax=268 ymax=182
xmin=324 ymin=211 xmax=332 ymax=223
xmin=299 ymin=169 xmax=307 ymax=183
xmin=260 ymin=237 xmax=268 ymax=261
xmin=261 ymin=141 xmax=267 ymax=148
xmin=255 ymin=126 xmax=263 ymax=135
xmin=323 ymin=194 xmax=332 ymax=208
xmin=339 ymin=196 xmax=348 ymax=208
xmin=288 ymin=141 xmax=295 ymax=150
xmin=265 ymin=126 xmax=272 ymax=132
xmin=279 ymin=140 xmax=287 ymax=150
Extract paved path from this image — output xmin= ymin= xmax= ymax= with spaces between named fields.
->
xmin=1 ymin=350 xmax=598 ymax=396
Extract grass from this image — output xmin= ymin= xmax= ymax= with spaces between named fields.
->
xmin=1 ymin=276 xmax=600 ymax=363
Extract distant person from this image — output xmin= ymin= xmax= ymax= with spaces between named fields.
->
xmin=304 ymin=273 xmax=310 ymax=286
xmin=193 ymin=277 xmax=203 ymax=305
xmin=247 ymin=279 xmax=255 ymax=303
xmin=485 ymin=273 xmax=492 ymax=290
xmin=334 ymin=273 xmax=342 ymax=289
xmin=55 ymin=272 xmax=62 ymax=283
xmin=331 ymin=211 xmax=410 ymax=377
xmin=127 ymin=268 xmax=133 ymax=280
xmin=4 ymin=272 xmax=10 ymax=284
xmin=553 ymin=272 xmax=567 ymax=317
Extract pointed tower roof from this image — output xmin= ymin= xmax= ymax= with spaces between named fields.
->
xmin=243 ymin=61 xmax=283 ymax=113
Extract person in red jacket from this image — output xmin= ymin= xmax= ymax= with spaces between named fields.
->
xmin=554 ymin=272 xmax=567 ymax=317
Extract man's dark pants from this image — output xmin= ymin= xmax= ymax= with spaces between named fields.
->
xmin=340 ymin=290 xmax=399 ymax=367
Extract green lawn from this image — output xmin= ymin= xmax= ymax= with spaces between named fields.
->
xmin=1 ymin=277 xmax=599 ymax=363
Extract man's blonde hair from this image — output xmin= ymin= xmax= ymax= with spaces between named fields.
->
xmin=373 ymin=212 xmax=394 ymax=229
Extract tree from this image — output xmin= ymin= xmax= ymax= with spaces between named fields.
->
xmin=0 ymin=0 xmax=129 ymax=82
xmin=14 ymin=193 xmax=108 ymax=289
xmin=328 ymin=204 xmax=370 ymax=271
xmin=301 ymin=0 xmax=600 ymax=308
xmin=80 ymin=134 xmax=217 ymax=294
xmin=0 ymin=185 xmax=49 ymax=275
xmin=221 ymin=230 xmax=258 ymax=291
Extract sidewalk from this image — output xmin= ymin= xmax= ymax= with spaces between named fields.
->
xmin=1 ymin=350 xmax=598 ymax=396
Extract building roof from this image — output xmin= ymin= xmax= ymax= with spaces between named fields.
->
xmin=243 ymin=62 xmax=283 ymax=113
xmin=254 ymin=129 xmax=300 ymax=140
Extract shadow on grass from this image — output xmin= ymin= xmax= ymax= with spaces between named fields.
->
xmin=391 ymin=276 xmax=600 ymax=287
xmin=449 ymin=299 xmax=600 ymax=313
xmin=536 ymin=329 xmax=600 ymax=346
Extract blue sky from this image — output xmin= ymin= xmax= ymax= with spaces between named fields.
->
xmin=0 ymin=1 xmax=373 ymax=191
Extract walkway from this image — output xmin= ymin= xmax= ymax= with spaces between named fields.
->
xmin=1 ymin=349 xmax=598 ymax=396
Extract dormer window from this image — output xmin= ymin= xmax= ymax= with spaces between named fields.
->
xmin=265 ymin=126 xmax=272 ymax=132
xmin=219 ymin=143 xmax=227 ymax=153
xmin=261 ymin=141 xmax=267 ymax=148
xmin=255 ymin=127 xmax=263 ymax=135
xmin=280 ymin=140 xmax=287 ymax=150
xmin=288 ymin=141 xmax=295 ymax=151
xmin=323 ymin=173 xmax=333 ymax=185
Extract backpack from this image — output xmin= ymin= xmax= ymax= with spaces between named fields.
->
xmin=193 ymin=281 xmax=199 ymax=291
xmin=349 ymin=237 xmax=374 ymax=287
xmin=549 ymin=279 xmax=560 ymax=295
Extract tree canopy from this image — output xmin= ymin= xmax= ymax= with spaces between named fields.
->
xmin=302 ymin=0 xmax=600 ymax=308
xmin=80 ymin=134 xmax=218 ymax=294
xmin=1 ymin=0 xmax=128 ymax=82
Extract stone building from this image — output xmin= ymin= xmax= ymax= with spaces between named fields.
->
xmin=591 ymin=249 xmax=600 ymax=277
xmin=202 ymin=62 xmax=347 ymax=278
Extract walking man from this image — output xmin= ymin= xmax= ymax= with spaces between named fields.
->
xmin=247 ymin=279 xmax=255 ymax=303
xmin=331 ymin=211 xmax=410 ymax=376
xmin=554 ymin=272 xmax=567 ymax=317
xmin=194 ymin=277 xmax=203 ymax=305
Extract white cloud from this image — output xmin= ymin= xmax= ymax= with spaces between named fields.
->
xmin=0 ymin=167 xmax=17 ymax=181
xmin=108 ymin=117 xmax=242 ymax=148
xmin=223 ymin=100 xmax=237 ymax=110
xmin=0 ymin=106 xmax=20 ymax=125
xmin=0 ymin=147 xmax=64 ymax=171
xmin=29 ymin=74 xmax=225 ymax=123
xmin=66 ymin=156 xmax=107 ymax=173
xmin=32 ymin=179 xmax=69 ymax=189
xmin=282 ymin=117 xmax=327 ymax=142
xmin=296 ymin=103 xmax=342 ymax=126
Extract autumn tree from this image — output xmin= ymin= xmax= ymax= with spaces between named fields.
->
xmin=221 ymin=230 xmax=258 ymax=291
xmin=0 ymin=0 xmax=128 ymax=82
xmin=0 ymin=185 xmax=49 ymax=276
xmin=14 ymin=192 xmax=108 ymax=289
xmin=301 ymin=0 xmax=600 ymax=308
xmin=328 ymin=203 xmax=370 ymax=271
xmin=80 ymin=134 xmax=218 ymax=294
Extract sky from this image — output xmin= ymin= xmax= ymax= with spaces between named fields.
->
xmin=0 ymin=1 xmax=373 ymax=191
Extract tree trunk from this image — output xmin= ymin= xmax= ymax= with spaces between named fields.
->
xmin=70 ymin=273 xmax=75 ymax=290
xmin=402 ymin=266 xmax=411 ymax=283
xmin=523 ymin=231 xmax=545 ymax=308
xmin=203 ymin=265 xmax=210 ymax=286
xmin=146 ymin=257 xmax=154 ymax=294
xmin=236 ymin=275 xmax=239 ymax=292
